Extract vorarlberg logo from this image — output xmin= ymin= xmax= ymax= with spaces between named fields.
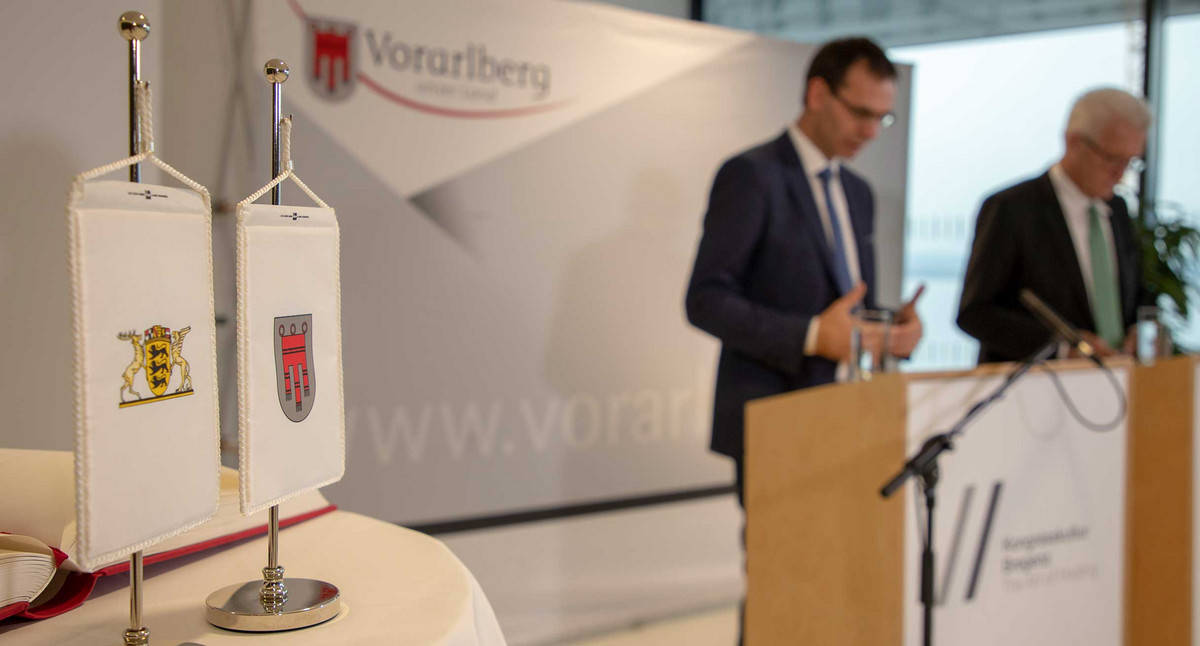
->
xmin=297 ymin=4 xmax=565 ymax=118
xmin=363 ymin=34 xmax=552 ymax=100
xmin=307 ymin=16 xmax=357 ymax=101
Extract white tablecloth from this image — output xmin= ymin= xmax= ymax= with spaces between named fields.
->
xmin=0 ymin=510 xmax=506 ymax=645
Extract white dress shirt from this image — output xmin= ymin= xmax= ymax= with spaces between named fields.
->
xmin=1047 ymin=164 xmax=1119 ymax=310
xmin=788 ymin=124 xmax=861 ymax=358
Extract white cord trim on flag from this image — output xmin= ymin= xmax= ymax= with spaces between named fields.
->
xmin=280 ymin=116 xmax=294 ymax=172
xmin=67 ymin=79 xmax=222 ymax=569
xmin=68 ymin=84 xmax=212 ymax=217
xmin=236 ymin=118 xmax=328 ymax=210
xmin=138 ymin=80 xmax=155 ymax=154
xmin=234 ymin=115 xmax=344 ymax=515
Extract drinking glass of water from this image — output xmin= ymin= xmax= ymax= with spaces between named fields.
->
xmin=1136 ymin=306 xmax=1169 ymax=364
xmin=851 ymin=309 xmax=893 ymax=382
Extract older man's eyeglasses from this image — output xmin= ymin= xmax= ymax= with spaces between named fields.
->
xmin=832 ymin=92 xmax=896 ymax=129
xmin=1080 ymin=134 xmax=1146 ymax=172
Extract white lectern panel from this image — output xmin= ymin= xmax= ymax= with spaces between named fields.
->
xmin=904 ymin=367 xmax=1127 ymax=646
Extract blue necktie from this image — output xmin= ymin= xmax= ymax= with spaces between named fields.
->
xmin=817 ymin=167 xmax=853 ymax=295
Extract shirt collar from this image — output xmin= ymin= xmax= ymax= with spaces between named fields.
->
xmin=1049 ymin=164 xmax=1109 ymax=217
xmin=788 ymin=122 xmax=840 ymax=179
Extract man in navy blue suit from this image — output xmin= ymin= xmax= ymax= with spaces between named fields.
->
xmin=686 ymin=37 xmax=923 ymax=505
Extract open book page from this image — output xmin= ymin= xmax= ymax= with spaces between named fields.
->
xmin=0 ymin=535 xmax=56 ymax=608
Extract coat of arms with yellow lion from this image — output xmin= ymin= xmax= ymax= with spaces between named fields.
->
xmin=117 ymin=324 xmax=194 ymax=408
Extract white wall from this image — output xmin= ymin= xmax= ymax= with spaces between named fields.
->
xmin=0 ymin=2 xmax=163 ymax=451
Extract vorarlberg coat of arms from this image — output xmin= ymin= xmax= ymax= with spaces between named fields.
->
xmin=306 ymin=16 xmax=357 ymax=101
xmin=274 ymin=314 xmax=316 ymax=422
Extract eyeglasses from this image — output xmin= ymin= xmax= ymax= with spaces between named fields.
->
xmin=1080 ymin=134 xmax=1146 ymax=173
xmin=832 ymin=92 xmax=896 ymax=129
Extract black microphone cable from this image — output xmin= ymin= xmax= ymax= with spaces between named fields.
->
xmin=1038 ymin=360 xmax=1126 ymax=433
xmin=1017 ymin=288 xmax=1127 ymax=433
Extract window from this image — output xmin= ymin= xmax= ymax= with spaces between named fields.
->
xmin=892 ymin=24 xmax=1139 ymax=369
xmin=1158 ymin=14 xmax=1200 ymax=347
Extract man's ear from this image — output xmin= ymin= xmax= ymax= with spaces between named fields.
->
xmin=1063 ymin=132 xmax=1082 ymax=156
xmin=805 ymin=77 xmax=830 ymax=112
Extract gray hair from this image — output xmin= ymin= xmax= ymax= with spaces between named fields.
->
xmin=1065 ymin=88 xmax=1152 ymax=138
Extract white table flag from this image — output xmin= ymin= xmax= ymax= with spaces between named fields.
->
xmin=236 ymin=136 xmax=345 ymax=516
xmin=68 ymin=170 xmax=220 ymax=571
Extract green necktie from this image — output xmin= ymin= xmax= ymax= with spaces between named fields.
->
xmin=1089 ymin=203 xmax=1124 ymax=348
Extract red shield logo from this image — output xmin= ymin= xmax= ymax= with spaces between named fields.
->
xmin=306 ymin=17 xmax=357 ymax=101
xmin=275 ymin=314 xmax=316 ymax=422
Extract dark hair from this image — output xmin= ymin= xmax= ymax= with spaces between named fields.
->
xmin=804 ymin=37 xmax=896 ymax=104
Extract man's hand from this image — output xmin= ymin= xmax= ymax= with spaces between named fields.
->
xmin=1121 ymin=325 xmax=1137 ymax=356
xmin=1077 ymin=331 xmax=1121 ymax=358
xmin=814 ymin=283 xmax=868 ymax=362
xmin=888 ymin=285 xmax=925 ymax=359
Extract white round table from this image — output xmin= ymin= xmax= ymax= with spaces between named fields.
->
xmin=0 ymin=510 xmax=506 ymax=645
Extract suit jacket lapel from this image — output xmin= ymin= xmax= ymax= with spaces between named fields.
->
xmin=842 ymin=177 xmax=871 ymax=266
xmin=774 ymin=133 xmax=840 ymax=290
xmin=1036 ymin=172 xmax=1094 ymax=326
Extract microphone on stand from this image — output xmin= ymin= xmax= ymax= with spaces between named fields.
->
xmin=1018 ymin=288 xmax=1104 ymax=368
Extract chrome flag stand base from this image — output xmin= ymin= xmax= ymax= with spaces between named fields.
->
xmin=204 ymin=573 xmax=340 ymax=632
xmin=204 ymin=505 xmax=340 ymax=631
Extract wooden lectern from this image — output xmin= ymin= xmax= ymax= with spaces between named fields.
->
xmin=743 ymin=356 xmax=1193 ymax=646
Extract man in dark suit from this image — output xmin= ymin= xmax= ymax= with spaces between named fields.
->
xmin=686 ymin=38 xmax=922 ymax=503
xmin=958 ymin=88 xmax=1152 ymax=363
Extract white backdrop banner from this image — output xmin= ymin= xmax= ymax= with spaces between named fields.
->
xmin=69 ymin=178 xmax=220 ymax=571
xmin=248 ymin=0 xmax=912 ymax=525
xmin=237 ymin=200 xmax=344 ymax=516
xmin=905 ymin=368 xmax=1128 ymax=646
